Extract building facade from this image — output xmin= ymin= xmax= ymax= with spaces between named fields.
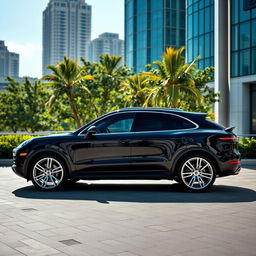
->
xmin=125 ymin=0 xmax=185 ymax=73
xmin=89 ymin=33 xmax=124 ymax=63
xmin=43 ymin=0 xmax=91 ymax=75
xmin=0 ymin=40 xmax=19 ymax=79
xmin=186 ymin=0 xmax=256 ymax=135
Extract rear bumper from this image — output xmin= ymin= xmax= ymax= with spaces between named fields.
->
xmin=218 ymin=165 xmax=241 ymax=177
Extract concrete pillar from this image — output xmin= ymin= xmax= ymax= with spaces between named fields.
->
xmin=214 ymin=0 xmax=230 ymax=127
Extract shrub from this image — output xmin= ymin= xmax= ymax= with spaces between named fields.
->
xmin=0 ymin=135 xmax=37 ymax=158
xmin=238 ymin=137 xmax=256 ymax=159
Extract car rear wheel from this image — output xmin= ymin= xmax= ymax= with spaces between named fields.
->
xmin=178 ymin=155 xmax=216 ymax=192
xmin=31 ymin=156 xmax=67 ymax=191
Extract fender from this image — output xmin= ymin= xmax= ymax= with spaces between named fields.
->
xmin=169 ymin=146 xmax=220 ymax=177
xmin=23 ymin=148 xmax=73 ymax=180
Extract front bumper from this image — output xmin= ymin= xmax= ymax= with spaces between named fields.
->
xmin=12 ymin=164 xmax=26 ymax=179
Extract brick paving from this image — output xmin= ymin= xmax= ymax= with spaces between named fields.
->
xmin=0 ymin=166 xmax=255 ymax=256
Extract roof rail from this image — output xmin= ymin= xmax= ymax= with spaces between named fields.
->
xmin=119 ymin=107 xmax=183 ymax=112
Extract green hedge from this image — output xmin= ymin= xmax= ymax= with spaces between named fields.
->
xmin=238 ymin=137 xmax=256 ymax=159
xmin=0 ymin=135 xmax=37 ymax=158
xmin=0 ymin=135 xmax=255 ymax=159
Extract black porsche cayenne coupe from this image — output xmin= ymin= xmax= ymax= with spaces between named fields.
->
xmin=12 ymin=108 xmax=241 ymax=192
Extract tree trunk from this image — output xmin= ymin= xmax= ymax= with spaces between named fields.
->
xmin=66 ymin=93 xmax=82 ymax=127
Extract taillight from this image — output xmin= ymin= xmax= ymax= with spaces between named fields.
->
xmin=219 ymin=136 xmax=237 ymax=141
xmin=228 ymin=161 xmax=240 ymax=164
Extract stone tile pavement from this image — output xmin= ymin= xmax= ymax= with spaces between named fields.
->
xmin=0 ymin=166 xmax=255 ymax=256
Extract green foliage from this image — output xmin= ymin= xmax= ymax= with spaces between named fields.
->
xmin=0 ymin=135 xmax=36 ymax=158
xmin=141 ymin=47 xmax=202 ymax=108
xmin=180 ymin=66 xmax=219 ymax=120
xmin=238 ymin=137 xmax=256 ymax=159
xmin=0 ymin=77 xmax=57 ymax=132
xmin=41 ymin=56 xmax=93 ymax=127
xmin=0 ymin=49 xmax=220 ymax=132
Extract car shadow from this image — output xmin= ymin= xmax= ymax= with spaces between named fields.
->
xmin=12 ymin=182 xmax=256 ymax=204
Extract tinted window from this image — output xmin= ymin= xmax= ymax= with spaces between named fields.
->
xmin=95 ymin=113 xmax=135 ymax=133
xmin=132 ymin=113 xmax=196 ymax=132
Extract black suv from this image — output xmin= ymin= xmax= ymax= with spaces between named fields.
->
xmin=12 ymin=108 xmax=241 ymax=192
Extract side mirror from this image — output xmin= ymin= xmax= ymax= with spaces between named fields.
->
xmin=85 ymin=125 xmax=98 ymax=139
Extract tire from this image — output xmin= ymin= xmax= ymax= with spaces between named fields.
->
xmin=30 ymin=155 xmax=67 ymax=191
xmin=177 ymin=155 xmax=216 ymax=192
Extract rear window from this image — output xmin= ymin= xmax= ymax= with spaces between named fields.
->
xmin=132 ymin=112 xmax=196 ymax=132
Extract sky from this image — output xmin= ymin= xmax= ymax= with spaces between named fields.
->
xmin=0 ymin=0 xmax=124 ymax=78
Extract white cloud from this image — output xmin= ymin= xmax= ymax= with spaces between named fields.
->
xmin=6 ymin=41 xmax=42 ymax=78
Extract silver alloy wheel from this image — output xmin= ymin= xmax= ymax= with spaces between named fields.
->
xmin=181 ymin=157 xmax=214 ymax=190
xmin=32 ymin=157 xmax=64 ymax=190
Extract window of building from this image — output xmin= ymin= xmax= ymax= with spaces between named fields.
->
xmin=240 ymin=49 xmax=250 ymax=75
xmin=240 ymin=22 xmax=250 ymax=49
xmin=231 ymin=52 xmax=239 ymax=77
xmin=240 ymin=0 xmax=250 ymax=22
xmin=252 ymin=20 xmax=256 ymax=47
xmin=251 ymin=85 xmax=256 ymax=133
xmin=193 ymin=11 xmax=198 ymax=36
xmin=232 ymin=25 xmax=239 ymax=51
xmin=252 ymin=48 xmax=256 ymax=74
xmin=151 ymin=0 xmax=163 ymax=11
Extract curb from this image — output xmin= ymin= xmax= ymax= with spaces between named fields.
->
xmin=241 ymin=159 xmax=256 ymax=166
xmin=0 ymin=159 xmax=256 ymax=168
xmin=0 ymin=159 xmax=13 ymax=167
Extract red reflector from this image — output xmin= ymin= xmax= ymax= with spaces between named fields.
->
xmin=228 ymin=161 xmax=240 ymax=164
xmin=219 ymin=137 xmax=236 ymax=140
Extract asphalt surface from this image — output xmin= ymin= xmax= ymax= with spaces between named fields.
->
xmin=0 ymin=166 xmax=255 ymax=256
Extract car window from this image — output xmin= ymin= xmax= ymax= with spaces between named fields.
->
xmin=107 ymin=119 xmax=134 ymax=133
xmin=132 ymin=112 xmax=196 ymax=132
xmin=95 ymin=113 xmax=135 ymax=133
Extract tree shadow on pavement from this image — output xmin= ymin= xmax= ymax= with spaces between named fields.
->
xmin=12 ymin=182 xmax=256 ymax=204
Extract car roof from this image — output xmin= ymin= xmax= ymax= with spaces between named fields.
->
xmin=118 ymin=107 xmax=185 ymax=114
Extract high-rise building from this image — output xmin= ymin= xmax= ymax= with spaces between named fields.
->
xmin=43 ymin=0 xmax=91 ymax=75
xmin=0 ymin=40 xmax=19 ymax=78
xmin=89 ymin=33 xmax=124 ymax=63
xmin=125 ymin=0 xmax=185 ymax=73
xmin=186 ymin=0 xmax=256 ymax=135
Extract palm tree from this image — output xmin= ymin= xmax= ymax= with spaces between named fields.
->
xmin=96 ymin=54 xmax=126 ymax=115
xmin=121 ymin=74 xmax=151 ymax=107
xmin=143 ymin=47 xmax=201 ymax=108
xmin=41 ymin=56 xmax=93 ymax=127
xmin=99 ymin=54 xmax=122 ymax=75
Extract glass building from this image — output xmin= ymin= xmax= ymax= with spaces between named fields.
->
xmin=186 ymin=0 xmax=214 ymax=69
xmin=125 ymin=0 xmax=185 ymax=73
xmin=186 ymin=0 xmax=256 ymax=135
xmin=231 ymin=0 xmax=256 ymax=77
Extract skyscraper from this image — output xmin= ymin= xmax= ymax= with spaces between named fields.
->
xmin=125 ymin=0 xmax=185 ymax=73
xmin=89 ymin=33 xmax=124 ymax=63
xmin=186 ymin=0 xmax=256 ymax=135
xmin=0 ymin=40 xmax=19 ymax=78
xmin=43 ymin=0 xmax=91 ymax=75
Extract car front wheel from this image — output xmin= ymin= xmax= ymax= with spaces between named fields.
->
xmin=178 ymin=156 xmax=216 ymax=192
xmin=31 ymin=156 xmax=67 ymax=191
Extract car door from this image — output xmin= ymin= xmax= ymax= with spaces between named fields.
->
xmin=71 ymin=112 xmax=136 ymax=177
xmin=130 ymin=112 xmax=196 ymax=177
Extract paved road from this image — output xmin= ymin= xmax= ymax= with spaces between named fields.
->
xmin=0 ymin=167 xmax=255 ymax=256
